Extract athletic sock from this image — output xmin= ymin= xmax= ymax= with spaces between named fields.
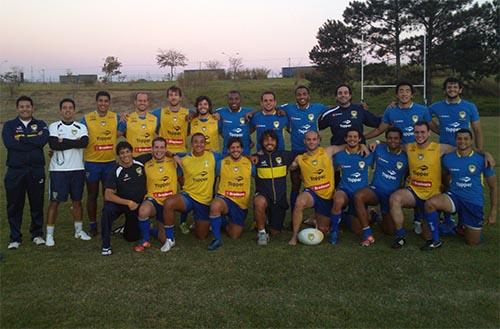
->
xmin=362 ymin=226 xmax=373 ymax=240
xmin=395 ymin=228 xmax=407 ymax=238
xmin=74 ymin=221 xmax=82 ymax=234
xmin=165 ymin=225 xmax=175 ymax=241
xmin=442 ymin=212 xmax=454 ymax=225
xmin=425 ymin=211 xmax=440 ymax=242
xmin=290 ymin=191 xmax=298 ymax=211
xmin=138 ymin=218 xmax=150 ymax=242
xmin=210 ymin=216 xmax=222 ymax=240
xmin=329 ymin=213 xmax=342 ymax=233
xmin=180 ymin=212 xmax=187 ymax=224
xmin=47 ymin=225 xmax=55 ymax=236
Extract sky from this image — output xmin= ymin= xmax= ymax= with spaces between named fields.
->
xmin=0 ymin=0 xmax=352 ymax=81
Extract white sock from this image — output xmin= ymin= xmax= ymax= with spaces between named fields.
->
xmin=47 ymin=225 xmax=55 ymax=236
xmin=74 ymin=221 xmax=83 ymax=233
xmin=258 ymin=229 xmax=266 ymax=234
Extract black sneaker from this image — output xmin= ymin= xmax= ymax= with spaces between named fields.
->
xmin=391 ymin=236 xmax=406 ymax=249
xmin=420 ymin=240 xmax=443 ymax=251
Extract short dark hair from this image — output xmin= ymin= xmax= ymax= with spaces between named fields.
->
xmin=335 ymin=84 xmax=352 ymax=95
xmin=59 ymin=98 xmax=75 ymax=110
xmin=395 ymin=82 xmax=414 ymax=94
xmin=260 ymin=129 xmax=279 ymax=149
xmin=443 ymin=77 xmax=463 ymax=90
xmin=194 ymin=95 xmax=213 ymax=113
xmin=344 ymin=127 xmax=361 ymax=138
xmin=414 ymin=121 xmax=430 ymax=130
xmin=455 ymin=128 xmax=473 ymax=139
xmin=152 ymin=136 xmax=167 ymax=147
xmin=295 ymin=85 xmax=310 ymax=95
xmin=228 ymin=90 xmax=241 ymax=97
xmin=226 ymin=136 xmax=243 ymax=150
xmin=116 ymin=141 xmax=133 ymax=155
xmin=385 ymin=126 xmax=403 ymax=138
xmin=260 ymin=91 xmax=276 ymax=101
xmin=16 ymin=95 xmax=33 ymax=107
xmin=191 ymin=132 xmax=206 ymax=142
xmin=167 ymin=86 xmax=182 ymax=97
xmin=135 ymin=91 xmax=149 ymax=100
xmin=95 ymin=91 xmax=111 ymax=101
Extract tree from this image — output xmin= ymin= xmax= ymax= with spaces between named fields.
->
xmin=1 ymin=66 xmax=24 ymax=96
xmin=228 ymin=56 xmax=243 ymax=79
xmin=343 ymin=0 xmax=411 ymax=80
xmin=205 ymin=60 xmax=222 ymax=70
xmin=308 ymin=19 xmax=359 ymax=94
xmin=102 ymin=56 xmax=122 ymax=83
xmin=156 ymin=49 xmax=188 ymax=80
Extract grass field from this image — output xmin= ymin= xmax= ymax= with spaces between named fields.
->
xmin=0 ymin=80 xmax=499 ymax=328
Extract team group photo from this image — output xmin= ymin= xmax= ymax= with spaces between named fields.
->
xmin=1 ymin=0 xmax=498 ymax=328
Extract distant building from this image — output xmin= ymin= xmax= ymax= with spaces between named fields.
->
xmin=281 ymin=66 xmax=316 ymax=78
xmin=183 ymin=69 xmax=225 ymax=80
xmin=59 ymin=74 xmax=98 ymax=84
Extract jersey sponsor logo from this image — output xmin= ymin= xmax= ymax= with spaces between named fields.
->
xmin=347 ymin=172 xmax=362 ymax=183
xmin=413 ymin=165 xmax=429 ymax=177
xmin=256 ymin=124 xmax=266 ymax=128
xmin=340 ymin=120 xmax=352 ymax=128
xmin=456 ymin=176 xmax=472 ymax=188
xmin=223 ymin=119 xmax=233 ymax=124
xmin=382 ymin=170 xmax=397 ymax=180
xmin=459 ymin=111 xmax=466 ymax=119
xmin=134 ymin=146 xmax=151 ymax=153
xmin=193 ymin=170 xmax=209 ymax=183
xmin=403 ymin=126 xmax=414 ymax=137
xmin=311 ymin=182 xmax=330 ymax=191
xmin=260 ymin=160 xmax=268 ymax=166
xmin=167 ymin=138 xmax=184 ymax=145
xmin=230 ymin=128 xmax=243 ymax=137
xmin=351 ymin=110 xmax=358 ymax=119
xmin=411 ymin=179 xmax=432 ymax=187
xmin=225 ymin=190 xmax=246 ymax=197
xmin=95 ymin=144 xmax=113 ymax=151
xmin=291 ymin=116 xmax=301 ymax=121
xmin=153 ymin=190 xmax=173 ymax=198
xmin=298 ymin=124 xmax=311 ymax=134
xmin=468 ymin=164 xmax=476 ymax=173
xmin=445 ymin=122 xmax=461 ymax=133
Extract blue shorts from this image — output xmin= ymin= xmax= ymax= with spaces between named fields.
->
xmin=181 ymin=192 xmax=210 ymax=221
xmin=85 ymin=161 xmax=115 ymax=184
xmin=337 ymin=188 xmax=357 ymax=215
xmin=446 ymin=191 xmax=484 ymax=229
xmin=144 ymin=197 xmax=164 ymax=222
xmin=304 ymin=189 xmax=332 ymax=217
xmin=407 ymin=187 xmax=425 ymax=212
xmin=49 ymin=170 xmax=85 ymax=202
xmin=369 ymin=185 xmax=392 ymax=214
xmin=216 ymin=195 xmax=248 ymax=227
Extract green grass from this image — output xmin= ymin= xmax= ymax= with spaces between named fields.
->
xmin=0 ymin=82 xmax=499 ymax=328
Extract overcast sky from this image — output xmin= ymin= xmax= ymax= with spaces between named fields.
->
xmin=0 ymin=0 xmax=353 ymax=80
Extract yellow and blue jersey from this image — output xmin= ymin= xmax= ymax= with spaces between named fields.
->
xmin=407 ymin=141 xmax=442 ymax=200
xmin=118 ymin=112 xmax=158 ymax=157
xmin=190 ymin=115 xmax=220 ymax=152
xmin=179 ymin=151 xmax=219 ymax=205
xmin=216 ymin=156 xmax=255 ymax=209
xmin=151 ymin=107 xmax=190 ymax=153
xmin=297 ymin=147 xmax=334 ymax=200
xmin=144 ymin=157 xmax=180 ymax=204
xmin=81 ymin=111 xmax=119 ymax=162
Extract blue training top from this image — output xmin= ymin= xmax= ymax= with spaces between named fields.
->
xmin=382 ymin=103 xmax=431 ymax=144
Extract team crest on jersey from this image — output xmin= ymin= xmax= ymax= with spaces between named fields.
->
xmin=141 ymin=124 xmax=146 ymax=129
xmin=411 ymin=115 xmax=418 ymax=123
xmin=312 ymin=159 xmax=318 ymax=166
xmin=204 ymin=160 xmax=209 ymax=167
xmin=100 ymin=121 xmax=106 ymax=126
xmin=307 ymin=113 xmax=314 ymax=121
xmin=71 ymin=129 xmax=78 ymax=135
xmin=351 ymin=111 xmax=358 ymax=119
xmin=459 ymin=111 xmax=466 ymax=119
xmin=273 ymin=121 xmax=280 ymax=128
xmin=239 ymin=117 xmax=245 ymax=124
xmin=418 ymin=153 xmax=424 ymax=160
xmin=396 ymin=161 xmax=403 ymax=170
xmin=233 ymin=166 xmax=239 ymax=172
xmin=30 ymin=124 xmax=38 ymax=131
xmin=358 ymin=161 xmax=365 ymax=169
xmin=136 ymin=167 xmax=143 ymax=175
xmin=202 ymin=126 xmax=207 ymax=132
xmin=468 ymin=164 xmax=476 ymax=173
xmin=276 ymin=157 xmax=282 ymax=165
xmin=158 ymin=166 xmax=164 ymax=173
xmin=173 ymin=116 xmax=177 ymax=122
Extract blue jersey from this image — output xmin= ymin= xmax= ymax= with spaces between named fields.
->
xmin=215 ymin=107 xmax=253 ymax=155
xmin=250 ymin=111 xmax=288 ymax=151
xmin=429 ymin=99 xmax=480 ymax=146
xmin=442 ymin=151 xmax=495 ymax=206
xmin=279 ymin=103 xmax=327 ymax=152
xmin=382 ymin=103 xmax=431 ymax=144
xmin=370 ymin=144 xmax=408 ymax=194
xmin=319 ymin=104 xmax=381 ymax=145
xmin=334 ymin=150 xmax=374 ymax=195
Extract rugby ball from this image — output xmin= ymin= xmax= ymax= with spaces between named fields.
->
xmin=298 ymin=228 xmax=324 ymax=245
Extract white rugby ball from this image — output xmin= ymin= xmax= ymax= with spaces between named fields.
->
xmin=298 ymin=228 xmax=324 ymax=245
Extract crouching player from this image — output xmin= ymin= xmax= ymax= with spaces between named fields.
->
xmin=208 ymin=137 xmax=255 ymax=251
xmin=288 ymin=131 xmax=348 ymax=246
xmin=353 ymin=127 xmax=408 ymax=246
xmin=253 ymin=130 xmax=294 ymax=245
xmin=100 ymin=142 xmax=146 ymax=255
xmin=135 ymin=137 xmax=182 ymax=252
xmin=423 ymin=129 xmax=496 ymax=246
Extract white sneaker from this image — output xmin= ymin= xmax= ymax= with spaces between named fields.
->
xmin=33 ymin=237 xmax=46 ymax=245
xmin=7 ymin=242 xmax=20 ymax=249
xmin=45 ymin=235 xmax=55 ymax=247
xmin=413 ymin=222 xmax=423 ymax=235
xmin=257 ymin=231 xmax=269 ymax=246
xmin=75 ymin=230 xmax=92 ymax=241
xmin=160 ymin=239 xmax=175 ymax=252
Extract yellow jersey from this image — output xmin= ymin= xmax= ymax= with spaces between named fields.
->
xmin=297 ymin=147 xmax=335 ymax=200
xmin=407 ymin=141 xmax=442 ymax=200
xmin=158 ymin=107 xmax=189 ymax=153
xmin=180 ymin=151 xmax=216 ymax=205
xmin=217 ymin=156 xmax=253 ymax=209
xmin=124 ymin=112 xmax=158 ymax=157
xmin=145 ymin=157 xmax=178 ymax=204
xmin=83 ymin=111 xmax=118 ymax=162
xmin=190 ymin=116 xmax=220 ymax=152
